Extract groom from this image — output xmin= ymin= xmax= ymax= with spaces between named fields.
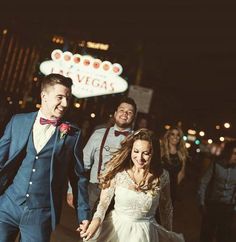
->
xmin=0 ymin=73 xmax=90 ymax=242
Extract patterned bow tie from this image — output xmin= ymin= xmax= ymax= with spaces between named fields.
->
xmin=114 ymin=130 xmax=130 ymax=137
xmin=39 ymin=117 xmax=61 ymax=126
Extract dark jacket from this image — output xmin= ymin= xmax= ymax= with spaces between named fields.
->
xmin=198 ymin=159 xmax=236 ymax=209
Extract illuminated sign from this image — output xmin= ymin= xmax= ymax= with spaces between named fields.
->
xmin=39 ymin=49 xmax=128 ymax=98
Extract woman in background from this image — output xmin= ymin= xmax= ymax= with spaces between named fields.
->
xmin=161 ymin=126 xmax=188 ymax=204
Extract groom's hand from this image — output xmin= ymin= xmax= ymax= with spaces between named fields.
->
xmin=77 ymin=220 xmax=90 ymax=235
xmin=67 ymin=193 xmax=74 ymax=208
xmin=80 ymin=218 xmax=101 ymax=241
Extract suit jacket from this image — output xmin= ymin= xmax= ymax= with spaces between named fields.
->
xmin=0 ymin=112 xmax=90 ymax=229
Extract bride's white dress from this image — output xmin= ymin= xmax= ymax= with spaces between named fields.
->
xmin=88 ymin=170 xmax=184 ymax=242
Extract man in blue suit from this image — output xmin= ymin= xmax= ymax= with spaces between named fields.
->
xmin=0 ymin=73 xmax=90 ymax=242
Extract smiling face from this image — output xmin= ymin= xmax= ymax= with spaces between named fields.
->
xmin=131 ymin=139 xmax=152 ymax=170
xmin=168 ymin=129 xmax=181 ymax=146
xmin=40 ymin=83 xmax=71 ymax=119
xmin=114 ymin=102 xmax=135 ymax=129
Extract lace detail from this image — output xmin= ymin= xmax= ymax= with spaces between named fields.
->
xmin=93 ymin=177 xmax=116 ymax=222
xmin=93 ymin=169 xmax=173 ymax=229
xmin=159 ymin=169 xmax=173 ymax=230
xmin=89 ymin=170 xmax=185 ymax=242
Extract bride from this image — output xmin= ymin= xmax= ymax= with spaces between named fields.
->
xmin=80 ymin=129 xmax=185 ymax=242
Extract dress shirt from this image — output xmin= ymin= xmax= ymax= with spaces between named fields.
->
xmin=83 ymin=125 xmax=132 ymax=183
xmin=33 ymin=110 xmax=56 ymax=153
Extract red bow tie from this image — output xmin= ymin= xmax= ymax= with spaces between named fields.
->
xmin=39 ymin=117 xmax=61 ymax=126
xmin=114 ymin=130 xmax=130 ymax=137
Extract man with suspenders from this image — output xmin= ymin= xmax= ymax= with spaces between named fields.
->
xmin=83 ymin=97 xmax=137 ymax=211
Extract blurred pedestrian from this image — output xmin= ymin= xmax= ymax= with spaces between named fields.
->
xmin=135 ymin=115 xmax=149 ymax=130
xmin=198 ymin=140 xmax=236 ymax=242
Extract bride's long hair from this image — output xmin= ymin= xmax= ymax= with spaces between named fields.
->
xmin=99 ymin=129 xmax=163 ymax=192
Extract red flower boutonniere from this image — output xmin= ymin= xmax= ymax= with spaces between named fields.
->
xmin=59 ymin=123 xmax=71 ymax=139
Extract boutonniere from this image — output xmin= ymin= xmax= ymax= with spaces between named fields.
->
xmin=59 ymin=123 xmax=71 ymax=139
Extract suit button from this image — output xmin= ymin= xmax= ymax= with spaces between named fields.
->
xmin=29 ymin=181 xmax=32 ymax=185
xmin=26 ymin=194 xmax=30 ymax=197
xmin=32 ymin=169 xmax=36 ymax=172
xmin=35 ymin=156 xmax=39 ymax=159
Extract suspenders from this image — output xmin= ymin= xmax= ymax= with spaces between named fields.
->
xmin=97 ymin=127 xmax=111 ymax=178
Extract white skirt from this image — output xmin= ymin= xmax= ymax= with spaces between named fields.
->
xmin=86 ymin=210 xmax=185 ymax=242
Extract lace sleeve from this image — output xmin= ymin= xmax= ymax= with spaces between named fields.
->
xmin=92 ymin=177 xmax=116 ymax=222
xmin=159 ymin=170 xmax=173 ymax=230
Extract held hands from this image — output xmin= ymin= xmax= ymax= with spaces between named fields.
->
xmin=79 ymin=218 xmax=101 ymax=241
xmin=76 ymin=220 xmax=90 ymax=237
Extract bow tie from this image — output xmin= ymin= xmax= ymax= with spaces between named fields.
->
xmin=114 ymin=130 xmax=130 ymax=137
xmin=39 ymin=117 xmax=61 ymax=126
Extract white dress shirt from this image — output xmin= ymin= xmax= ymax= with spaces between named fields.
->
xmin=33 ymin=110 xmax=56 ymax=153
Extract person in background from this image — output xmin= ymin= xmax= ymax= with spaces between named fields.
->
xmin=80 ymin=129 xmax=185 ymax=242
xmin=0 ymin=74 xmax=90 ymax=242
xmin=80 ymin=118 xmax=92 ymax=148
xmin=67 ymin=97 xmax=137 ymax=211
xmin=161 ymin=126 xmax=188 ymax=205
xmin=135 ymin=115 xmax=149 ymax=130
xmin=198 ymin=140 xmax=236 ymax=242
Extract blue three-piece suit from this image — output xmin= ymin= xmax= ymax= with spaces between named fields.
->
xmin=0 ymin=112 xmax=90 ymax=242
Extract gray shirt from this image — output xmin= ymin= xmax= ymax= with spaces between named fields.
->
xmin=198 ymin=159 xmax=236 ymax=207
xmin=83 ymin=125 xmax=131 ymax=183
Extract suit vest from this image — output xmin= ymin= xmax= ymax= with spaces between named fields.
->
xmin=6 ymin=129 xmax=57 ymax=208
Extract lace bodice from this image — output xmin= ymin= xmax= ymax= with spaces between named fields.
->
xmin=93 ymin=169 xmax=173 ymax=230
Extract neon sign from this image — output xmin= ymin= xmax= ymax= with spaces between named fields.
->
xmin=39 ymin=49 xmax=128 ymax=98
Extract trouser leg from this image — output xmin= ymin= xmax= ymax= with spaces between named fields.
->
xmin=0 ymin=193 xmax=52 ymax=242
xmin=19 ymin=207 xmax=51 ymax=242
xmin=200 ymin=205 xmax=217 ymax=242
xmin=216 ymin=204 xmax=234 ymax=242
xmin=0 ymin=194 xmax=20 ymax=242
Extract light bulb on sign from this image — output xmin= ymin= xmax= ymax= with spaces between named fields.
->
xmin=224 ymin=123 xmax=230 ymax=128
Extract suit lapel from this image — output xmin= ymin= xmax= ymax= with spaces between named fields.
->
xmin=52 ymin=126 xmax=66 ymax=158
xmin=3 ymin=112 xmax=37 ymax=168
xmin=16 ymin=112 xmax=38 ymax=151
xmin=52 ymin=121 xmax=72 ymax=158
xmin=50 ymin=125 xmax=67 ymax=177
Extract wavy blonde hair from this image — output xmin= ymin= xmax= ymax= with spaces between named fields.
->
xmin=99 ymin=129 xmax=163 ymax=194
xmin=161 ymin=126 xmax=188 ymax=165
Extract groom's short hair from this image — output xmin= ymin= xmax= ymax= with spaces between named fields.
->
xmin=41 ymin=73 xmax=73 ymax=92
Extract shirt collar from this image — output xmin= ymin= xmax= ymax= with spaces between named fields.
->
xmin=36 ymin=109 xmax=48 ymax=121
xmin=113 ymin=124 xmax=132 ymax=133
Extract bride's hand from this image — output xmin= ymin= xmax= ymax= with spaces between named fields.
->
xmin=80 ymin=218 xmax=101 ymax=241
